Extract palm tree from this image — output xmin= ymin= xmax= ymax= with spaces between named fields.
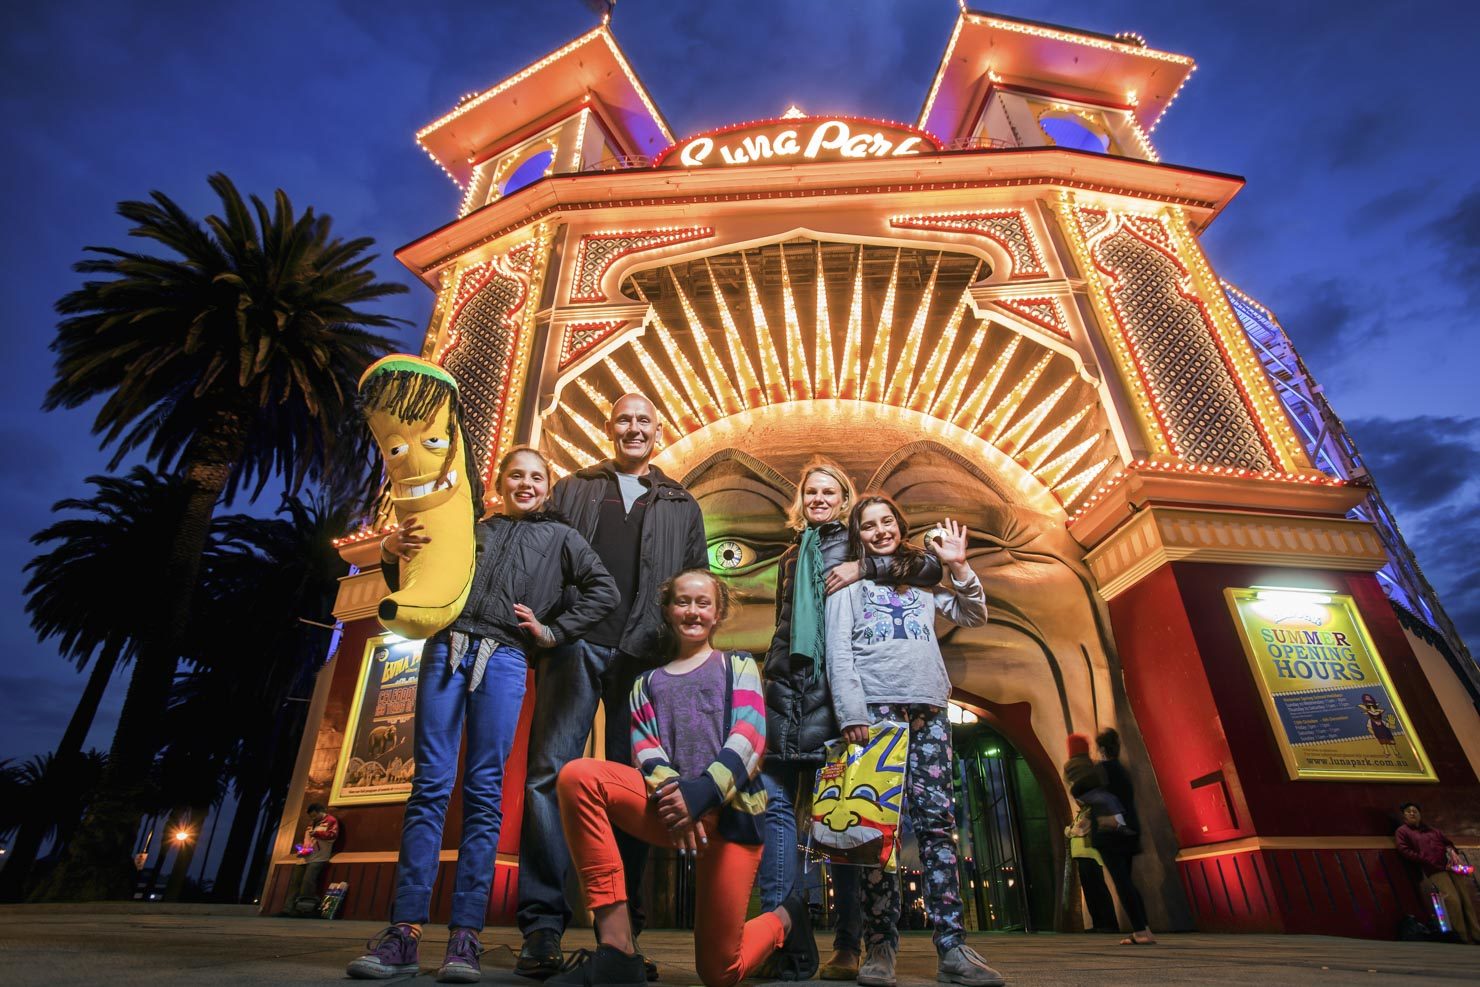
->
xmin=0 ymin=469 xmax=195 ymax=901
xmin=0 ymin=752 xmax=108 ymax=881
xmin=192 ymin=493 xmax=354 ymax=901
xmin=40 ymin=174 xmax=405 ymax=899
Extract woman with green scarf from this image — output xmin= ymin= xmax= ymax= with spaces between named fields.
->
xmin=757 ymin=457 xmax=941 ymax=980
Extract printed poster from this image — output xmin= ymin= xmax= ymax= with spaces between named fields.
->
xmin=1225 ymin=588 xmax=1435 ymax=781
xmin=329 ymin=634 xmax=424 ymax=805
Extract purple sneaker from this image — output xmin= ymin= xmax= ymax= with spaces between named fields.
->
xmin=438 ymin=928 xmax=483 ymax=983
xmin=346 ymin=924 xmax=420 ymax=979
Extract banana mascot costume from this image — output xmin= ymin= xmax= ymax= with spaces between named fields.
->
xmin=358 ymin=355 xmax=481 ymax=640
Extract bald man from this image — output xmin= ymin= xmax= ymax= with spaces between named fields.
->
xmin=516 ymin=394 xmax=707 ymax=978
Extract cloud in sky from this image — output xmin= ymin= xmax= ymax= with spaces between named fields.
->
xmin=1422 ymin=184 xmax=1480 ymax=299
xmin=1349 ymin=415 xmax=1480 ymax=645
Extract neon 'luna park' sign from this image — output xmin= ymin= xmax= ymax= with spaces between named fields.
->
xmin=655 ymin=116 xmax=942 ymax=169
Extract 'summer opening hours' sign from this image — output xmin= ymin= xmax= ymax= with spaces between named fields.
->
xmin=1225 ymin=588 xmax=1435 ymax=781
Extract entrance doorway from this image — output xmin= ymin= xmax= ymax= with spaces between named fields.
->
xmin=945 ymin=708 xmax=1055 ymax=932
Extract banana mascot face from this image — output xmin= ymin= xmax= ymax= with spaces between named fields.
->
xmin=810 ymin=721 xmax=907 ymax=871
xmin=358 ymin=355 xmax=479 ymax=641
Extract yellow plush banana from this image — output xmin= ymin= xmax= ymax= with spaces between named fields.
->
xmin=358 ymin=355 xmax=479 ymax=640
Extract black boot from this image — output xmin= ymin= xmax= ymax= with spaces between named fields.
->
xmin=515 ymin=929 xmax=564 ymax=980
xmin=775 ymin=894 xmax=820 ymax=981
xmin=546 ymin=944 xmax=647 ymax=987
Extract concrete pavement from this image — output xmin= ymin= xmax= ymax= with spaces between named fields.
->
xmin=0 ymin=905 xmax=1475 ymax=985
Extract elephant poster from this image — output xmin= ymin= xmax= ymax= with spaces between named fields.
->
xmin=330 ymin=634 xmax=423 ymax=805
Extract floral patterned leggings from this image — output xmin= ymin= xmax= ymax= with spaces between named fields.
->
xmin=859 ymin=703 xmax=964 ymax=953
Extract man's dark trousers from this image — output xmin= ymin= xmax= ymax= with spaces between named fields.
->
xmin=517 ymin=639 xmax=648 ymax=937
xmin=1075 ymin=857 xmax=1118 ymax=931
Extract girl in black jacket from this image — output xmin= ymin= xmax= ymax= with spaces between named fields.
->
xmin=348 ymin=447 xmax=617 ymax=984
xmin=757 ymin=457 xmax=940 ymax=981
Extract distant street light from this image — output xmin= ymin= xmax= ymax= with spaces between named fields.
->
xmin=173 ymin=829 xmax=192 ymax=845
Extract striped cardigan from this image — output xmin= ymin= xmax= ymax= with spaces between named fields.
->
xmin=629 ymin=650 xmax=768 ymax=844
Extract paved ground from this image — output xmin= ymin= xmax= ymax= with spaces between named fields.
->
xmin=0 ymin=905 xmax=1476 ymax=985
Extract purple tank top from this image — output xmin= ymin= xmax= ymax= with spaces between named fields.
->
xmin=645 ymin=650 xmax=728 ymax=778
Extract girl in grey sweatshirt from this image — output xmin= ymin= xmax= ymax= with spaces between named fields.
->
xmin=824 ymin=499 xmax=987 ymax=733
xmin=822 ymin=494 xmax=1003 ymax=987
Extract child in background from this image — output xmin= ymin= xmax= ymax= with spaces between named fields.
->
xmin=347 ymin=447 xmax=617 ymax=983
xmin=299 ymin=803 xmax=339 ymax=908
xmin=1062 ymin=735 xmax=1134 ymax=837
xmin=550 ymin=569 xmax=816 ymax=987
xmin=825 ymin=496 xmax=1004 ymax=987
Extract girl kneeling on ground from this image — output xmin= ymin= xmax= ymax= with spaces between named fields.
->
xmin=825 ymin=496 xmax=1005 ymax=987
xmin=348 ymin=447 xmax=617 ymax=983
xmin=550 ymin=568 xmax=817 ymax=987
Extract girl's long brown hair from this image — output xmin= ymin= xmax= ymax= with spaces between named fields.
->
xmin=847 ymin=493 xmax=925 ymax=581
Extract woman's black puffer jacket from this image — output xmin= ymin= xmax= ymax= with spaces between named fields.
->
xmin=384 ymin=510 xmax=618 ymax=651
xmin=763 ymin=522 xmax=942 ymax=763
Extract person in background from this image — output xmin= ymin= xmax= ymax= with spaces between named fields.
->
xmin=300 ymin=803 xmax=339 ymax=907
xmin=347 ymin=447 xmax=617 ymax=983
xmin=758 ymin=457 xmax=942 ymax=981
xmin=1064 ymin=812 xmax=1117 ymax=933
xmin=1396 ymin=802 xmax=1480 ymax=944
xmin=1094 ymin=731 xmax=1136 ymax=828
xmin=549 ymin=569 xmax=816 ymax=987
xmin=1065 ymin=733 xmax=1154 ymax=947
xmin=516 ymin=393 xmax=707 ymax=981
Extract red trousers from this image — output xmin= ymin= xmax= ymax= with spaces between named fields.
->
xmin=557 ymin=758 xmax=785 ymax=987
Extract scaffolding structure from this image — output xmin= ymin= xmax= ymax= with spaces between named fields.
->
xmin=1223 ymin=282 xmax=1477 ymax=696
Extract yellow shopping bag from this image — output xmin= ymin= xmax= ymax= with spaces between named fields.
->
xmin=808 ymin=720 xmax=908 ymax=871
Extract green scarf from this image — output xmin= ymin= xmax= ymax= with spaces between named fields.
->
xmin=789 ymin=525 xmax=827 ymax=679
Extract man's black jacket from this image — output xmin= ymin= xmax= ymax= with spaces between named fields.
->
xmin=549 ymin=459 xmax=706 ymax=661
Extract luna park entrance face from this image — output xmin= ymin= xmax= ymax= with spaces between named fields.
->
xmin=642 ymin=702 xmax=1055 ymax=934
xmin=551 ymin=236 xmax=1130 ymax=932
xmin=544 ymin=237 xmax=1125 ymax=800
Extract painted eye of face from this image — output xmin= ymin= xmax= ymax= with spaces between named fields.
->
xmin=388 ymin=443 xmax=409 ymax=458
xmin=817 ymin=784 xmax=841 ymax=802
xmin=708 ymin=539 xmax=756 ymax=571
xmin=847 ymin=784 xmax=882 ymax=806
xmin=422 ymin=436 xmax=450 ymax=451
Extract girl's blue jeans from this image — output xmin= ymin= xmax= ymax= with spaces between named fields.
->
xmin=759 ymin=759 xmax=863 ymax=952
xmin=392 ymin=637 xmax=527 ymax=929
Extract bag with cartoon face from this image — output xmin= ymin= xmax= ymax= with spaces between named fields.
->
xmin=808 ymin=720 xmax=908 ymax=872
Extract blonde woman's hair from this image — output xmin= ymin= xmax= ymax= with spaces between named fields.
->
xmin=785 ymin=456 xmax=857 ymax=531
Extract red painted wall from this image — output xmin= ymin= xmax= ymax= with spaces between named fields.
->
xmin=1171 ymin=562 xmax=1478 ymax=839
xmin=1107 ymin=564 xmax=1245 ymax=847
xmin=1107 ymin=559 xmax=1480 ymax=936
xmin=1111 ymin=563 xmax=1478 ymax=849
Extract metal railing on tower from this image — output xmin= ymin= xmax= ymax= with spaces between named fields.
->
xmin=1223 ymin=282 xmax=1477 ymax=697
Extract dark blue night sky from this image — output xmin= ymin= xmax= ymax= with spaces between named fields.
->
xmin=2 ymin=1 xmax=1477 ymax=762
